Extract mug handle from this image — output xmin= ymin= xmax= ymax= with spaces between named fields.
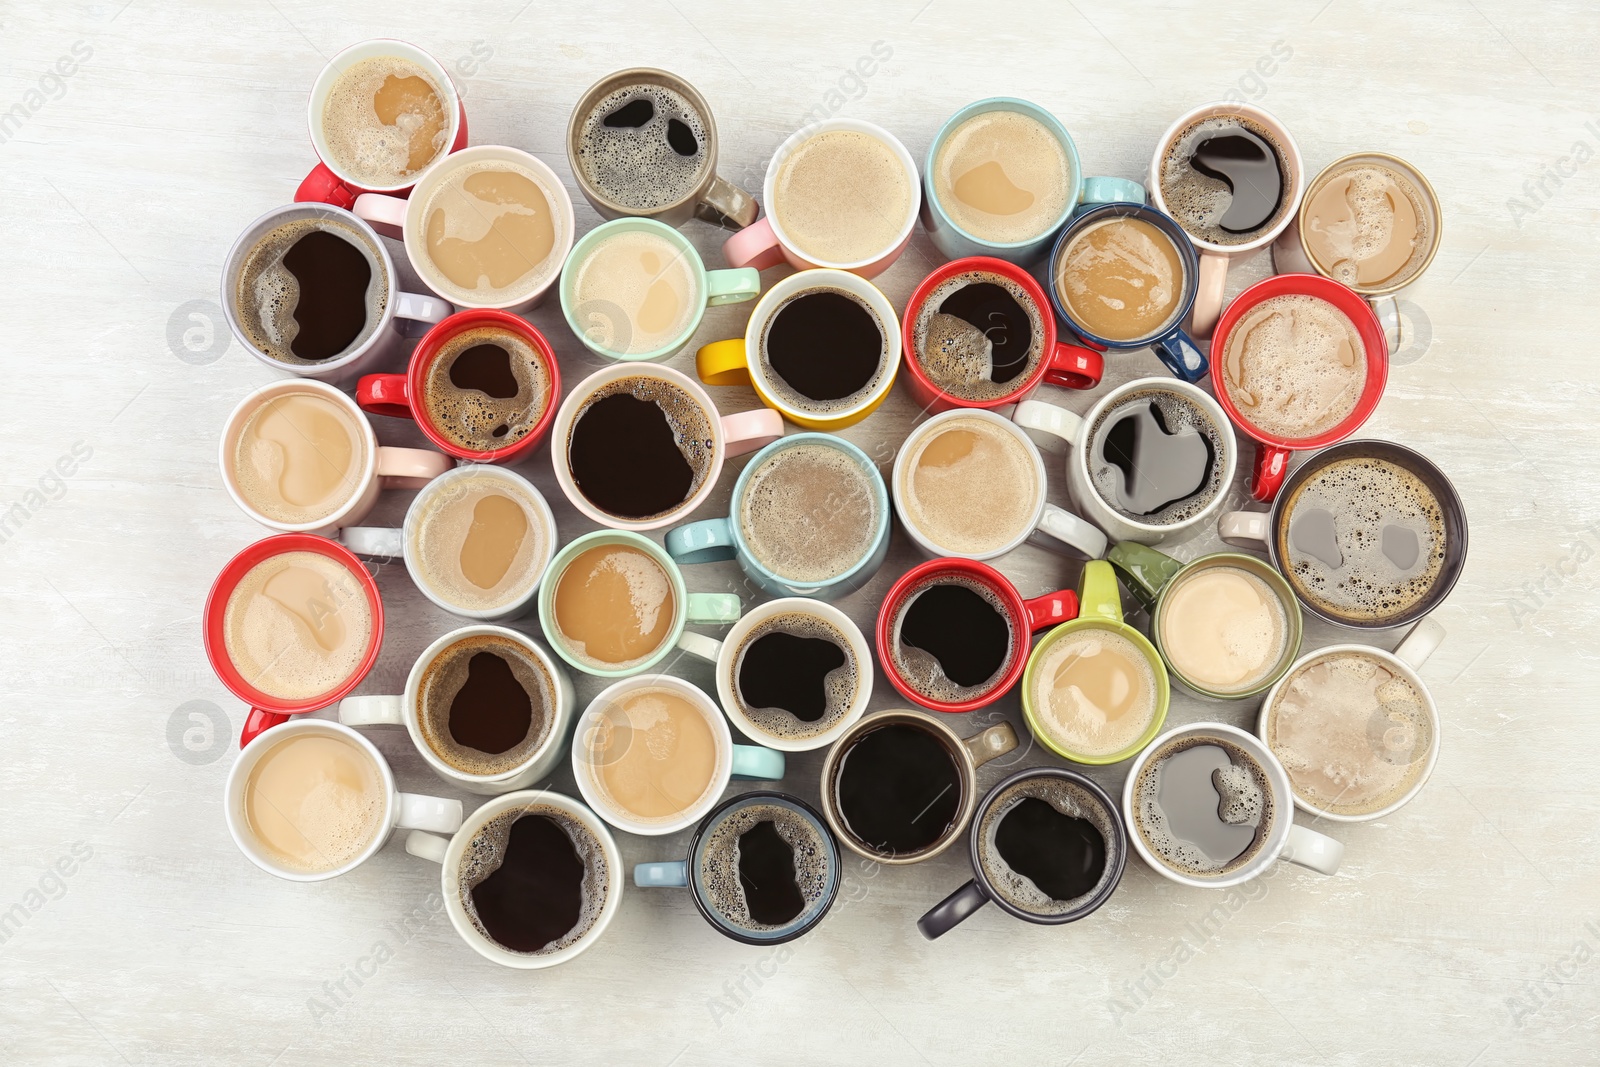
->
xmin=1280 ymin=825 xmax=1343 ymax=875
xmin=240 ymin=708 xmax=287 ymax=748
xmin=342 ymin=526 xmax=404 ymax=558
xmin=697 ymin=175 xmax=759 ymax=229
xmin=357 ymin=374 xmax=415 ymax=420
xmin=1079 ymin=177 xmax=1147 ymax=206
xmin=1020 ymin=589 xmax=1079 ymax=632
xmin=1150 ymin=327 xmax=1208 ymax=383
xmin=730 ymin=745 xmax=786 ymax=781
xmin=1251 ymin=443 xmax=1293 ymax=503
xmin=352 ymin=192 xmax=408 ymax=241
xmin=295 ymin=162 xmax=358 ymax=210
xmin=375 ymin=446 xmax=453 ymax=491
xmin=962 ymin=722 xmax=1019 ymax=768
xmin=1077 ymin=559 xmax=1124 ymax=625
xmin=1012 ymin=399 xmax=1086 ymax=454
xmin=684 ymin=592 xmax=742 ymax=625
xmin=1217 ymin=509 xmax=1271 ymax=547
xmin=406 ymin=830 xmax=450 ymax=864
xmin=665 ymin=517 xmax=738 ymax=565
xmin=1394 ymin=617 xmax=1446 ymax=671
xmin=676 ymin=631 xmax=723 ymax=664
xmin=397 ymin=794 xmax=464 ymax=834
xmin=720 ymin=409 xmax=784 ymax=457
xmin=917 ymin=879 xmax=990 ymax=940
xmin=1034 ymin=505 xmax=1108 ymax=559
xmin=634 ymin=861 xmax=690 ymax=888
xmin=1040 ymin=341 xmax=1104 ymax=391
xmin=704 ymin=268 xmax=762 ymax=307
xmin=393 ymin=290 xmax=453 ymax=336
xmin=1189 ymin=250 xmax=1229 ymax=340
xmin=1369 ymin=294 xmax=1404 ymax=355
xmin=338 ymin=694 xmax=406 ymax=727
xmin=1106 ymin=542 xmax=1183 ymax=614
xmin=723 ymin=216 xmax=786 ymax=271
xmin=697 ymin=339 xmax=751 ymax=387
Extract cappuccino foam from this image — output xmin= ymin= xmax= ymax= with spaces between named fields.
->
xmin=243 ymin=731 xmax=386 ymax=873
xmin=1222 ymin=293 xmax=1367 ymax=441
xmin=1304 ymin=162 xmax=1431 ymax=290
xmin=773 ymin=129 xmax=912 ymax=265
xmin=932 ymin=109 xmax=1071 ymax=244
xmin=223 ymin=550 xmax=373 ymax=701
xmin=740 ymin=443 xmax=879 ymax=584
xmin=322 ymin=56 xmax=450 ymax=188
xmin=569 ymin=228 xmax=701 ymax=355
xmin=1030 ymin=628 xmax=1158 ymax=758
xmin=899 ymin=416 xmax=1040 ymax=555
xmin=409 ymin=471 xmax=549 ymax=614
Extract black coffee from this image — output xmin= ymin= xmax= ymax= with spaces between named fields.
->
xmin=698 ymin=799 xmax=834 ymax=937
xmin=892 ymin=580 xmax=1013 ymax=703
xmin=910 ymin=271 xmax=1046 ymax=402
xmin=576 ymin=83 xmax=710 ymax=212
xmin=462 ymin=809 xmax=608 ymax=954
xmin=736 ymin=819 xmax=807 ymax=925
xmin=281 ymin=229 xmax=372 ymax=360
xmin=938 ymin=281 xmax=1035 ymax=383
xmin=1133 ymin=738 xmax=1272 ymax=877
xmin=1087 ymin=389 xmax=1226 ymax=526
xmin=418 ymin=635 xmax=553 ymax=777
xmin=993 ymin=797 xmax=1106 ymax=901
xmin=761 ymin=289 xmax=885 ymax=412
xmin=449 ymin=343 xmax=519 ymax=399
xmin=568 ymin=377 xmax=713 ymax=519
xmin=236 ymin=217 xmax=388 ymax=367
xmin=738 ymin=630 xmax=846 ymax=723
xmin=422 ymin=326 xmax=552 ymax=453
xmin=1159 ymin=115 xmax=1291 ymax=248
xmin=1188 ymin=130 xmax=1283 ymax=234
xmin=835 ymin=722 xmax=961 ymax=856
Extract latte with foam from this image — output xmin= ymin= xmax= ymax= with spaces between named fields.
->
xmin=232 ymin=390 xmax=367 ymax=526
xmin=773 ymin=128 xmax=912 ymax=265
xmin=420 ymin=160 xmax=563 ymax=304
xmin=1222 ymin=293 xmax=1367 ymax=441
xmin=739 ymin=442 xmax=880 ymax=584
xmin=322 ymin=56 xmax=451 ymax=189
xmin=1303 ymin=161 xmax=1432 ymax=290
xmin=1029 ymin=628 xmax=1158 ymax=759
xmin=568 ymin=228 xmax=700 ymax=356
xmin=1056 ymin=217 xmax=1185 ymax=342
xmin=409 ymin=471 xmax=550 ymax=615
xmin=550 ymin=543 xmax=677 ymax=671
xmin=898 ymin=416 xmax=1040 ymax=556
xmin=243 ymin=730 xmax=386 ymax=873
xmin=223 ymin=550 xmax=374 ymax=701
xmin=932 ymin=109 xmax=1071 ymax=244
xmin=1158 ymin=565 xmax=1289 ymax=694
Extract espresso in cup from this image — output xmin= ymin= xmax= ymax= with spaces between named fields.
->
xmin=566 ymin=375 xmax=715 ymax=521
xmin=1055 ymin=216 xmax=1186 ymax=342
xmin=1028 ymin=628 xmax=1160 ymax=761
xmin=550 ymin=541 xmax=676 ymax=672
xmin=727 ymin=610 xmax=862 ymax=746
xmin=1301 ymin=159 xmax=1433 ymax=290
xmin=1159 ymin=114 xmax=1292 ymax=246
xmin=1158 ymin=565 xmax=1290 ymax=694
xmin=419 ymin=325 xmax=553 ymax=454
xmin=698 ymin=797 xmax=835 ymax=934
xmin=574 ymin=80 xmax=712 ymax=214
xmin=773 ymin=128 xmax=913 ymax=265
xmin=242 ymin=728 xmax=386 ymax=873
xmin=832 ymin=720 xmax=964 ymax=857
xmin=416 ymin=633 xmax=557 ymax=779
xmin=235 ymin=215 xmax=388 ymax=365
xmin=407 ymin=469 xmax=551 ymax=617
xmin=739 ymin=442 xmax=881 ymax=584
xmin=758 ymin=287 xmax=890 ymax=416
xmin=322 ymin=55 xmax=451 ymax=189
xmin=568 ymin=226 xmax=700 ymax=356
xmin=897 ymin=414 xmax=1041 ymax=557
xmin=1086 ymin=386 xmax=1228 ymax=527
xmin=976 ymin=773 xmax=1119 ymax=918
xmin=230 ymin=389 xmax=366 ymax=526
xmin=909 ymin=269 xmax=1046 ymax=402
xmin=586 ymin=684 xmax=719 ymax=826
xmin=1220 ymin=294 xmax=1367 ymax=441
xmin=1132 ymin=734 xmax=1275 ymax=878
xmin=889 ymin=574 xmax=1017 ymax=705
xmin=223 ymin=550 xmax=375 ymax=701
xmin=930 ymin=108 xmax=1071 ymax=245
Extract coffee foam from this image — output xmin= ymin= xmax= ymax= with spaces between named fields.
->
xmin=235 ymin=217 xmax=388 ymax=366
xmin=419 ymin=160 xmax=564 ymax=303
xmin=1132 ymin=735 xmax=1275 ymax=878
xmin=739 ymin=443 xmax=879 ymax=583
xmin=1159 ymin=115 xmax=1292 ymax=247
xmin=729 ymin=612 xmax=860 ymax=741
xmin=933 ymin=109 xmax=1072 ymax=244
xmin=890 ymin=576 xmax=1016 ymax=704
xmin=911 ymin=271 xmax=1046 ymax=402
xmin=322 ymin=56 xmax=450 ymax=188
xmin=1056 ymin=216 xmax=1186 ymax=342
xmin=977 ymin=776 xmax=1120 ymax=916
xmin=457 ymin=804 xmax=610 ymax=955
xmin=232 ymin=391 xmax=368 ymax=526
xmin=244 ymin=732 xmax=386 ymax=872
xmin=899 ymin=415 xmax=1040 ymax=555
xmin=1086 ymin=388 xmax=1227 ymax=526
xmin=1157 ymin=566 xmax=1288 ymax=693
xmin=575 ymin=84 xmax=710 ymax=211
xmin=1306 ymin=163 xmax=1431 ymax=289
xmin=773 ymin=129 xmax=912 ymax=265
xmin=569 ymin=375 xmax=715 ymax=509
xmin=1222 ymin=294 xmax=1366 ymax=441
xmin=569 ymin=228 xmax=701 ymax=355
xmin=223 ymin=550 xmax=373 ymax=701
xmin=420 ymin=326 xmax=551 ymax=454
xmin=417 ymin=635 xmax=556 ymax=777
xmin=1030 ymin=628 xmax=1157 ymax=758
xmin=409 ymin=471 xmax=548 ymax=613
xmin=697 ymin=801 xmax=832 ymax=933
xmin=757 ymin=287 xmax=889 ymax=415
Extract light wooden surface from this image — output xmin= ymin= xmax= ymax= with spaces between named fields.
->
xmin=2 ymin=2 xmax=1596 ymax=1064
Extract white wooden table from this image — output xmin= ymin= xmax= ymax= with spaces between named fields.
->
xmin=2 ymin=2 xmax=1595 ymax=1064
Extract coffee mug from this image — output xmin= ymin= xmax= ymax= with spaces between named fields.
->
xmin=561 ymin=217 xmax=760 ymax=362
xmin=220 ymin=379 xmax=453 ymax=536
xmin=697 ymin=269 xmax=900 ymax=430
xmin=876 ymin=557 xmax=1077 ymax=714
xmin=342 ymin=464 xmax=557 ymax=622
xmin=550 ymin=364 xmax=783 ymax=531
xmin=917 ymin=768 xmax=1127 ymax=940
xmin=566 ymin=67 xmax=758 ymax=229
xmin=222 ymin=203 xmax=453 ymax=386
xmin=819 ymin=709 xmax=1018 ymax=865
xmin=1272 ymin=151 xmax=1442 ymax=355
xmin=891 ymin=408 xmax=1108 ymax=563
xmin=338 ymin=624 xmax=575 ymax=794
xmin=665 ymin=434 xmax=890 ymax=600
xmin=900 ymin=256 xmax=1102 ymax=411
xmin=295 ymin=39 xmax=469 ymax=209
xmin=1209 ymin=272 xmax=1388 ymax=501
xmin=224 ymin=718 xmax=462 ymax=882
xmin=634 ymin=791 xmax=841 ymax=945
xmin=405 ymin=789 xmax=624 ymax=969
xmin=356 ymin=308 xmax=561 ymax=464
xmin=723 ymin=117 xmax=921 ymax=278
xmin=1046 ymin=202 xmax=1207 ymax=382
xmin=1107 ymin=543 xmax=1302 ymax=700
xmin=1020 ymin=560 xmax=1169 ymax=764
xmin=1122 ymin=722 xmax=1343 ymax=889
xmin=1218 ymin=438 xmax=1467 ymax=631
xmin=1148 ymin=101 xmax=1305 ymax=339
xmin=203 ymin=533 xmax=384 ymax=748
xmin=538 ymin=529 xmax=742 ymax=679
xmin=1013 ymin=377 xmax=1238 ymax=545
xmin=570 ymin=674 xmax=786 ymax=836
xmin=921 ymin=97 xmax=1146 ymax=265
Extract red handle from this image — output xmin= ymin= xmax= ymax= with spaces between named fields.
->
xmin=295 ymin=162 xmax=358 ymax=210
xmin=1041 ymin=341 xmax=1103 ymax=391
xmin=1251 ymin=443 xmax=1292 ymax=503
xmin=1021 ymin=589 xmax=1080 ymax=632
xmin=357 ymin=374 xmax=416 ymax=420
xmin=240 ymin=707 xmax=288 ymax=748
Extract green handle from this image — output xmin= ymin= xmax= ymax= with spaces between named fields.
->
xmin=704 ymin=267 xmax=762 ymax=307
xmin=1106 ymin=542 xmax=1183 ymax=614
xmin=685 ymin=592 xmax=742 ymax=625
xmin=1077 ymin=560 xmax=1125 ymax=624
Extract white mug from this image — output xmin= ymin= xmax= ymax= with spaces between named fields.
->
xmin=405 ymin=789 xmax=624 ymax=969
xmin=338 ymin=625 xmax=576 ymax=795
xmin=223 ymin=718 xmax=463 ymax=882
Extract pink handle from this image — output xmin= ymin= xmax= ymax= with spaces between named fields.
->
xmin=295 ymin=162 xmax=358 ymax=210
xmin=723 ymin=216 xmax=786 ymax=271
xmin=1251 ymin=443 xmax=1292 ymax=503
xmin=375 ymin=446 xmax=454 ymax=491
xmin=352 ymin=193 xmax=408 ymax=241
xmin=720 ymin=408 xmax=785 ymax=457
xmin=1190 ymin=251 xmax=1229 ymax=340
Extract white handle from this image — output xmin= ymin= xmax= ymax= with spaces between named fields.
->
xmin=676 ymin=630 xmax=723 ymax=664
xmin=1394 ymin=617 xmax=1446 ymax=671
xmin=338 ymin=694 xmax=406 ymax=727
xmin=352 ymin=192 xmax=408 ymax=239
xmin=341 ymin=526 xmax=405 ymax=559
xmin=1369 ymin=294 xmax=1403 ymax=356
xmin=1218 ymin=510 xmax=1271 ymax=546
xmin=395 ymin=290 xmax=452 ymax=326
xmin=1280 ymin=824 xmax=1343 ymax=875
xmin=1013 ymin=400 xmax=1084 ymax=454
xmin=396 ymin=794 xmax=463 ymax=835
xmin=405 ymin=830 xmax=450 ymax=864
xmin=1034 ymin=504 xmax=1109 ymax=559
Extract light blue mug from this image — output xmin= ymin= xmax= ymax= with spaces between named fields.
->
xmin=664 ymin=433 xmax=890 ymax=601
xmin=921 ymin=97 xmax=1146 ymax=265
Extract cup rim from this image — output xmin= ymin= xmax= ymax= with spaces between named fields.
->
xmin=1020 ymin=616 xmax=1170 ymax=765
xmin=1045 ymin=201 xmax=1201 ymax=349
xmin=1149 ymin=551 xmax=1305 ymax=700
xmin=537 ymin=529 xmax=691 ymax=677
xmin=1295 ymin=150 xmax=1443 ymax=296
xmin=559 ymin=216 xmax=712 ymax=361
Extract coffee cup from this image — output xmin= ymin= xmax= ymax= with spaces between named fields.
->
xmin=901 ymin=255 xmax=1102 ymax=411
xmin=917 ymin=768 xmax=1127 ymax=940
xmin=561 ymin=217 xmax=760 ymax=363
xmin=876 ymin=557 xmax=1077 ymax=714
xmin=1218 ymin=438 xmax=1468 ymax=631
xmin=538 ymin=530 xmax=742 ymax=679
xmin=1259 ymin=618 xmax=1444 ymax=823
xmin=892 ymin=408 xmax=1108 ymax=563
xmin=1122 ymin=722 xmax=1343 ymax=889
xmin=220 ymin=379 xmax=453 ymax=535
xmin=697 ymin=269 xmax=900 ymax=431
xmin=550 ymin=364 xmax=783 ymax=532
xmin=224 ymin=718 xmax=462 ymax=882
xmin=1046 ymin=202 xmax=1207 ymax=382
xmin=1020 ymin=560 xmax=1169 ymax=764
xmin=1107 ymin=543 xmax=1302 ymax=701
xmin=634 ymin=791 xmax=841 ymax=945
xmin=203 ymin=534 xmax=384 ymax=748
xmin=1209 ymin=272 xmax=1388 ymax=501
xmin=222 ymin=203 xmax=453 ymax=386
xmin=405 ymin=789 xmax=623 ymax=969
xmin=723 ymin=118 xmax=920 ymax=278
xmin=1272 ymin=152 xmax=1442 ymax=355
xmin=1148 ymin=102 xmax=1306 ymax=339
xmin=665 ymin=433 xmax=890 ymax=600
xmin=338 ymin=625 xmax=575 ymax=794
xmin=356 ymin=308 xmax=561 ymax=464
xmin=1013 ymin=377 xmax=1238 ymax=546
xmin=566 ymin=67 xmax=757 ymax=229
xmin=570 ymin=674 xmax=786 ymax=836
xmin=295 ymin=39 xmax=469 ymax=209
xmin=819 ymin=708 xmax=1018 ymax=865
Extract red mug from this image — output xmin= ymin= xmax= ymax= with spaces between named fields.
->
xmin=875 ymin=558 xmax=1078 ymax=714
xmin=1210 ymin=273 xmax=1389 ymax=502
xmin=203 ymin=534 xmax=385 ymax=748
xmin=356 ymin=309 xmax=561 ymax=463
xmin=900 ymin=256 xmax=1102 ymax=415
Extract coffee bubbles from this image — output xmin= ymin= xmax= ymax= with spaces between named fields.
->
xmin=417 ymin=634 xmax=556 ymax=778
xmin=1087 ymin=387 xmax=1226 ymax=526
xmin=977 ymin=776 xmax=1119 ymax=917
xmin=566 ymin=376 xmax=715 ymax=521
xmin=235 ymin=217 xmax=388 ymax=365
xmin=897 ymin=415 xmax=1040 ymax=556
xmin=1303 ymin=161 xmax=1431 ymax=290
xmin=1221 ymin=293 xmax=1367 ymax=441
xmin=1133 ymin=735 xmax=1274 ymax=878
xmin=773 ymin=129 xmax=912 ymax=265
xmin=911 ymin=271 xmax=1045 ymax=402
xmin=1160 ymin=115 xmax=1290 ymax=246
xmin=739 ymin=443 xmax=879 ymax=584
xmin=890 ymin=576 xmax=1016 ymax=705
xmin=697 ymin=800 xmax=833 ymax=934
xmin=422 ymin=326 xmax=552 ymax=454
xmin=729 ymin=612 xmax=860 ymax=743
xmin=576 ymin=84 xmax=710 ymax=212
xmin=323 ymin=56 xmax=450 ymax=188
xmin=458 ymin=802 xmax=611 ymax=956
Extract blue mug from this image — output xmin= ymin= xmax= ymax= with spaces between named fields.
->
xmin=665 ymin=433 xmax=890 ymax=601
xmin=1045 ymin=202 xmax=1208 ymax=383
xmin=921 ymin=97 xmax=1146 ymax=266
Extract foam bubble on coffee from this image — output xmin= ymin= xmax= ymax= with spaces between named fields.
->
xmin=1222 ymin=293 xmax=1366 ymax=441
xmin=421 ymin=326 xmax=551 ymax=454
xmin=576 ymin=84 xmax=710 ymax=212
xmin=1304 ymin=162 xmax=1431 ymax=289
xmin=740 ymin=444 xmax=879 ymax=584
xmin=236 ymin=217 xmax=388 ymax=366
xmin=457 ymin=804 xmax=610 ymax=955
xmin=977 ymin=777 xmax=1120 ymax=916
xmin=223 ymin=550 xmax=373 ymax=701
xmin=912 ymin=271 xmax=1046 ymax=402
xmin=1086 ymin=388 xmax=1227 ymax=527
xmin=890 ymin=576 xmax=1016 ymax=704
xmin=417 ymin=635 xmax=556 ymax=777
xmin=1159 ymin=115 xmax=1291 ymax=247
xmin=697 ymin=802 xmax=831 ymax=931
xmin=773 ymin=129 xmax=912 ymax=265
xmin=244 ymin=732 xmax=386 ymax=872
xmin=900 ymin=416 xmax=1040 ymax=555
xmin=1134 ymin=736 xmax=1274 ymax=877
xmin=322 ymin=57 xmax=451 ymax=189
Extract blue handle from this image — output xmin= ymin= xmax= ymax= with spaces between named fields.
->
xmin=634 ymin=861 xmax=689 ymax=888
xmin=1151 ymin=328 xmax=1208 ymax=383
xmin=665 ymin=517 xmax=738 ymax=565
xmin=730 ymin=745 xmax=785 ymax=781
xmin=1080 ymin=177 xmax=1147 ymax=206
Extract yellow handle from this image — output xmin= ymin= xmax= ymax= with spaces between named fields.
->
xmin=696 ymin=339 xmax=752 ymax=386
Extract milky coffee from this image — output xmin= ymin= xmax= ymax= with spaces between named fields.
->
xmin=1303 ymin=161 xmax=1431 ymax=290
xmin=223 ymin=550 xmax=373 ymax=701
xmin=408 ymin=470 xmax=549 ymax=614
xmin=773 ymin=129 xmax=912 ymax=265
xmin=569 ymin=228 xmax=701 ymax=356
xmin=1056 ymin=216 xmax=1186 ymax=342
xmin=739 ymin=443 xmax=879 ymax=584
xmin=322 ymin=56 xmax=451 ymax=188
xmin=899 ymin=417 xmax=1040 ymax=555
xmin=551 ymin=543 xmax=676 ymax=671
xmin=588 ymin=686 xmax=719 ymax=824
xmin=243 ymin=730 xmax=386 ymax=873
xmin=232 ymin=390 xmax=367 ymax=525
xmin=1221 ymin=293 xmax=1367 ymax=441
xmin=420 ymin=160 xmax=563 ymax=304
xmin=932 ymin=109 xmax=1071 ymax=244
xmin=1158 ymin=565 xmax=1289 ymax=693
xmin=1029 ymin=628 xmax=1158 ymax=759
